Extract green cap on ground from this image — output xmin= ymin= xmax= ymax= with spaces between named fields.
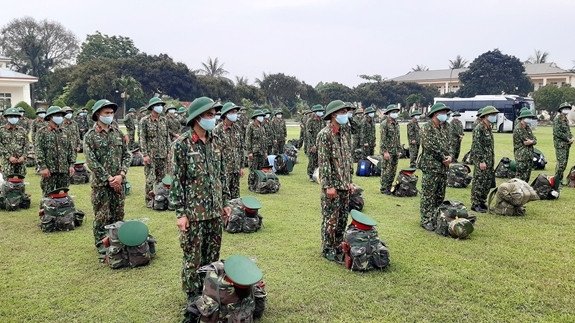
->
xmin=178 ymin=107 xmax=186 ymax=113
xmin=558 ymin=102 xmax=572 ymax=110
xmin=350 ymin=209 xmax=378 ymax=227
xmin=45 ymin=106 xmax=65 ymax=121
xmin=118 ymin=221 xmax=149 ymax=247
xmin=410 ymin=110 xmax=421 ymax=117
xmin=517 ymin=109 xmax=535 ymax=119
xmin=479 ymin=105 xmax=500 ymax=117
xmin=162 ymin=175 xmax=172 ymax=186
xmin=62 ymin=106 xmax=73 ymax=113
xmin=147 ymin=97 xmax=166 ymax=110
xmin=128 ymin=108 xmax=136 ymax=113
xmin=48 ymin=187 xmax=69 ymax=195
xmin=251 ymin=109 xmax=265 ymax=119
xmin=427 ymin=103 xmax=450 ymax=118
xmin=35 ymin=107 xmax=46 ymax=114
xmin=448 ymin=218 xmax=474 ymax=239
xmin=452 ymin=111 xmax=461 ymax=117
xmin=364 ymin=107 xmax=375 ymax=114
xmin=324 ymin=100 xmax=352 ymax=120
xmin=241 ymin=196 xmax=262 ymax=210
xmin=476 ymin=108 xmax=484 ymax=117
xmin=3 ymin=107 xmax=21 ymax=117
xmin=6 ymin=173 xmax=26 ymax=180
xmin=221 ymin=102 xmax=239 ymax=116
xmin=311 ymin=104 xmax=324 ymax=112
xmin=92 ymin=99 xmax=118 ymax=121
xmin=223 ymin=255 xmax=263 ymax=287
xmin=186 ymin=97 xmax=223 ymax=126
xmin=74 ymin=160 xmax=85 ymax=165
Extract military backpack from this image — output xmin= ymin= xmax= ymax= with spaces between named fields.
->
xmin=272 ymin=154 xmax=294 ymax=175
xmin=284 ymin=142 xmax=298 ymax=164
xmin=39 ymin=189 xmax=85 ymax=232
xmin=391 ymin=169 xmax=418 ymax=197
xmin=447 ymin=163 xmax=472 ymax=188
xmin=532 ymin=148 xmax=547 ymax=170
xmin=488 ymin=178 xmax=540 ymax=216
xmin=0 ymin=176 xmax=31 ymax=211
xmin=341 ymin=222 xmax=390 ymax=271
xmin=70 ymin=165 xmax=91 ymax=185
xmin=399 ymin=143 xmax=410 ymax=159
xmin=494 ymin=157 xmax=514 ymax=178
xmin=251 ymin=169 xmax=280 ymax=194
xmin=225 ymin=198 xmax=263 ymax=234
xmin=567 ymin=166 xmax=575 ymax=188
xmin=367 ymin=155 xmax=382 ymax=176
xmin=530 ymin=174 xmax=560 ymax=200
xmin=103 ymin=220 xmax=156 ymax=269
xmin=348 ymin=184 xmax=364 ymax=212
xmin=151 ymin=182 xmax=174 ymax=211
xmin=130 ymin=150 xmax=144 ymax=167
xmin=434 ymin=200 xmax=476 ymax=239
xmin=356 ymin=159 xmax=373 ymax=177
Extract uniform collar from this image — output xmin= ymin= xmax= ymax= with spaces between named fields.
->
xmin=191 ymin=130 xmax=212 ymax=143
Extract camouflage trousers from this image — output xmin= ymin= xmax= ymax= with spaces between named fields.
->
xmin=320 ymin=189 xmax=349 ymax=257
xmin=380 ymin=155 xmax=399 ymax=193
xmin=1 ymin=162 xmax=26 ymax=177
xmin=127 ymin=129 xmax=135 ymax=147
xmin=226 ymin=172 xmax=241 ymax=200
xmin=515 ymin=160 xmax=532 ymax=183
xmin=554 ymin=148 xmax=570 ymax=188
xmin=272 ymin=140 xmax=285 ymax=156
xmin=409 ymin=144 xmax=419 ymax=168
xmin=180 ymin=217 xmax=223 ymax=296
xmin=420 ymin=170 xmax=447 ymax=227
xmin=307 ymin=151 xmax=319 ymax=177
xmin=40 ymin=173 xmax=69 ymax=197
xmin=144 ymin=157 xmax=168 ymax=203
xmin=360 ymin=146 xmax=375 ymax=161
xmin=92 ymin=185 xmax=125 ymax=247
xmin=471 ymin=164 xmax=494 ymax=206
xmin=248 ymin=154 xmax=266 ymax=190
xmin=450 ymin=138 xmax=462 ymax=162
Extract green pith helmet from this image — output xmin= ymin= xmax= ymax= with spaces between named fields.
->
xmin=118 ymin=221 xmax=149 ymax=247
xmin=241 ymin=196 xmax=262 ymax=210
xmin=448 ymin=218 xmax=474 ymax=239
xmin=558 ymin=102 xmax=572 ymax=111
xmin=128 ymin=108 xmax=136 ymax=113
xmin=161 ymin=175 xmax=172 ymax=186
xmin=345 ymin=102 xmax=357 ymax=110
xmin=452 ymin=111 xmax=461 ymax=117
xmin=251 ymin=109 xmax=265 ymax=119
xmin=92 ymin=99 xmax=119 ymax=121
xmin=275 ymin=109 xmax=282 ymax=115
xmin=223 ymin=255 xmax=263 ymax=287
xmin=17 ymin=106 xmax=25 ymax=113
xmin=311 ymin=104 xmax=324 ymax=112
xmin=364 ymin=107 xmax=375 ymax=114
xmin=517 ymin=109 xmax=535 ymax=119
xmin=427 ymin=103 xmax=450 ymax=118
xmin=262 ymin=108 xmax=270 ymax=115
xmin=350 ymin=209 xmax=377 ymax=227
xmin=410 ymin=110 xmax=421 ymax=117
xmin=166 ymin=104 xmax=176 ymax=112
xmin=186 ymin=97 xmax=223 ymax=126
xmin=139 ymin=106 xmax=147 ymax=112
xmin=35 ymin=107 xmax=46 ymax=115
xmin=178 ymin=107 xmax=186 ymax=114
xmin=62 ymin=106 xmax=73 ymax=113
xmin=354 ymin=109 xmax=363 ymax=115
xmin=476 ymin=108 xmax=484 ymax=117
xmin=221 ymin=102 xmax=239 ymax=116
xmin=384 ymin=104 xmax=399 ymax=114
xmin=147 ymin=97 xmax=166 ymax=110
xmin=7 ymin=173 xmax=26 ymax=181
xmin=44 ymin=106 xmax=65 ymax=121
xmin=479 ymin=105 xmax=500 ymax=117
xmin=74 ymin=160 xmax=85 ymax=165
xmin=3 ymin=107 xmax=21 ymax=117
xmin=324 ymin=100 xmax=352 ymax=120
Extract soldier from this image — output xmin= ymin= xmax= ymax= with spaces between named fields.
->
xmin=419 ymin=103 xmax=452 ymax=230
xmin=472 ymin=107 xmax=484 ymax=128
xmin=35 ymin=106 xmax=75 ymax=196
xmin=215 ymin=111 xmax=222 ymax=126
xmin=306 ymin=105 xmax=325 ymax=182
xmin=31 ymin=108 xmax=47 ymax=144
xmin=512 ymin=109 xmax=537 ymax=182
xmin=262 ymin=108 xmax=274 ymax=155
xmin=0 ymin=107 xmax=29 ymax=176
xmin=83 ymin=99 xmax=131 ymax=254
xmin=178 ymin=106 xmax=188 ymax=133
xmin=165 ymin=104 xmax=182 ymax=140
xmin=213 ymin=102 xmax=245 ymax=199
xmin=0 ymin=107 xmax=4 ymax=126
xmin=379 ymin=104 xmax=401 ymax=195
xmin=16 ymin=107 xmax=30 ymax=134
xmin=317 ymin=100 xmax=355 ymax=262
xmin=298 ymin=109 xmax=312 ymax=149
xmin=351 ymin=109 xmax=363 ymax=161
xmin=75 ymin=107 xmax=89 ymax=140
xmin=170 ymin=96 xmax=231 ymax=304
xmin=407 ymin=110 xmax=421 ymax=168
xmin=553 ymin=102 xmax=574 ymax=189
xmin=237 ymin=106 xmax=248 ymax=139
xmin=123 ymin=107 xmax=137 ymax=147
xmin=449 ymin=111 xmax=464 ymax=162
xmin=61 ymin=106 xmax=81 ymax=155
xmin=246 ymin=109 xmax=267 ymax=191
xmin=470 ymin=106 xmax=499 ymax=213
xmin=358 ymin=106 xmax=376 ymax=160
xmin=272 ymin=109 xmax=287 ymax=155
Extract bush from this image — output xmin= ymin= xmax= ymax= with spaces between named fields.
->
xmin=281 ymin=106 xmax=292 ymax=119
xmin=14 ymin=101 xmax=36 ymax=119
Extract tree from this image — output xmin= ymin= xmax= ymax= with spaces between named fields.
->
xmin=76 ymin=31 xmax=139 ymax=64
xmin=259 ymin=73 xmax=302 ymax=109
xmin=235 ymin=84 xmax=265 ymax=104
xmin=14 ymin=101 xmax=35 ymax=118
xmin=196 ymin=76 xmax=238 ymax=102
xmin=405 ymin=93 xmax=425 ymax=108
xmin=254 ymin=72 xmax=270 ymax=87
xmin=315 ymin=82 xmax=354 ymax=104
xmin=533 ymin=84 xmax=575 ymax=119
xmin=0 ymin=16 xmax=80 ymax=103
xmin=235 ymin=76 xmax=249 ymax=86
xmin=358 ymin=74 xmax=385 ymax=82
xmin=525 ymin=49 xmax=549 ymax=64
xmin=412 ymin=65 xmax=429 ymax=72
xmin=114 ymin=76 xmax=143 ymax=118
xmin=449 ymin=55 xmax=469 ymax=69
xmin=457 ymin=49 xmax=533 ymax=97
xmin=199 ymin=56 xmax=230 ymax=79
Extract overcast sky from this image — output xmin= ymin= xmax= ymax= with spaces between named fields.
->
xmin=3 ymin=0 xmax=575 ymax=87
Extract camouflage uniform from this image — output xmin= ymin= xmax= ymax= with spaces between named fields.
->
xmin=306 ymin=115 xmax=325 ymax=178
xmin=263 ymin=119 xmax=274 ymax=155
xmin=419 ymin=120 xmax=450 ymax=229
xmin=238 ymin=111 xmax=250 ymax=140
xmin=31 ymin=117 xmax=47 ymax=144
xmin=317 ymin=123 xmax=353 ymax=260
xmin=123 ymin=112 xmax=136 ymax=144
xmin=62 ymin=118 xmax=81 ymax=155
xmin=83 ymin=123 xmax=131 ymax=248
xmin=213 ymin=121 xmax=244 ymax=199
xmin=470 ymin=121 xmax=495 ymax=208
xmin=553 ymin=114 xmax=573 ymax=186
xmin=35 ymin=125 xmax=75 ymax=196
xmin=75 ymin=113 xmax=89 ymax=140
xmin=351 ymin=113 xmax=363 ymax=159
xmin=449 ymin=119 xmax=464 ymax=162
xmin=358 ymin=115 xmax=375 ymax=159
xmin=139 ymin=114 xmax=170 ymax=204
xmin=0 ymin=123 xmax=28 ymax=176
xmin=166 ymin=113 xmax=182 ymax=138
xmin=170 ymin=130 xmax=230 ymax=298
xmin=379 ymin=118 xmax=401 ymax=193
xmin=246 ymin=121 xmax=267 ymax=191
xmin=513 ymin=122 xmax=537 ymax=182
xmin=272 ymin=116 xmax=287 ymax=155
xmin=407 ymin=119 xmax=420 ymax=168
xmin=299 ymin=112 xmax=312 ymax=150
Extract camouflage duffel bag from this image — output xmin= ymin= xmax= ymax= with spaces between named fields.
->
xmin=391 ymin=168 xmax=418 ymax=197
xmin=152 ymin=182 xmax=170 ymax=211
xmin=251 ymin=169 xmax=280 ymax=194
xmin=273 ymin=154 xmax=294 ymax=175
xmin=26 ymin=153 xmax=36 ymax=167
xmin=39 ymin=189 xmax=85 ymax=232
xmin=494 ymin=157 xmax=514 ymax=178
xmin=567 ymin=166 xmax=575 ymax=188
xmin=0 ymin=176 xmax=31 ymax=211
xmin=103 ymin=220 xmax=156 ymax=269
xmin=434 ymin=200 xmax=477 ymax=239
xmin=130 ymin=151 xmax=144 ymax=167
xmin=225 ymin=198 xmax=263 ymax=234
xmin=530 ymin=174 xmax=559 ymax=200
xmin=348 ymin=184 xmax=364 ymax=212
xmin=447 ymin=163 xmax=472 ymax=188
xmin=488 ymin=178 xmax=540 ymax=216
xmin=284 ymin=142 xmax=298 ymax=164
xmin=71 ymin=170 xmax=91 ymax=185
xmin=342 ymin=221 xmax=390 ymax=271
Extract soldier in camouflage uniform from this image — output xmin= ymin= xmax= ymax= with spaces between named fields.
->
xmin=166 ymin=105 xmax=182 ymax=139
xmin=246 ymin=110 xmax=268 ymax=190
xmin=470 ymin=106 xmax=499 ymax=213
xmin=351 ymin=109 xmax=364 ymax=161
xmin=213 ymin=102 xmax=245 ymax=199
xmin=419 ymin=104 xmax=452 ymax=230
xmin=170 ymin=96 xmax=231 ymax=303
xmin=123 ymin=108 xmax=137 ymax=148
xmin=261 ymin=108 xmax=274 ymax=155
xmin=358 ymin=106 xmax=376 ymax=160
xmin=272 ymin=109 xmax=287 ymax=155
xmin=61 ymin=106 xmax=81 ymax=155
xmin=472 ymin=108 xmax=484 ymax=129
xmin=0 ymin=107 xmax=29 ymax=176
xmin=379 ymin=105 xmax=401 ymax=195
xmin=0 ymin=107 xmax=5 ymax=126
xmin=317 ymin=100 xmax=355 ymax=262
xmin=299 ymin=109 xmax=312 ymax=150
xmin=16 ymin=107 xmax=31 ymax=135
xmin=513 ymin=109 xmax=538 ymax=182
xmin=553 ymin=102 xmax=574 ymax=189
xmin=31 ymin=108 xmax=47 ymax=144
xmin=140 ymin=97 xmax=171 ymax=207
xmin=449 ymin=111 xmax=464 ymax=162
xmin=75 ymin=107 xmax=89 ymax=140
xmin=83 ymin=100 xmax=131 ymax=254
xmin=237 ymin=106 xmax=249 ymax=140
xmin=35 ymin=106 xmax=76 ymax=196
xmin=306 ymin=105 xmax=325 ymax=181
xmin=407 ymin=110 xmax=421 ymax=168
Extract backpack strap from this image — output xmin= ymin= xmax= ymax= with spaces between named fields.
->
xmin=487 ymin=188 xmax=498 ymax=214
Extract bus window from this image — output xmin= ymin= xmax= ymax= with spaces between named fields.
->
xmin=503 ymin=104 xmax=514 ymax=120
xmin=472 ymin=101 xmax=491 ymax=110
xmin=456 ymin=101 xmax=472 ymax=112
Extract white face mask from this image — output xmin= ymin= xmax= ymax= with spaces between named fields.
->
xmin=390 ymin=113 xmax=399 ymax=119
xmin=316 ymin=111 xmax=324 ymax=117
xmin=414 ymin=116 xmax=420 ymax=120
xmin=215 ymin=115 xmax=221 ymax=120
xmin=562 ymin=109 xmax=571 ymax=115
xmin=38 ymin=113 xmax=46 ymax=118
xmin=276 ymin=114 xmax=282 ymax=119
xmin=65 ymin=113 xmax=73 ymax=119
xmin=265 ymin=114 xmax=270 ymax=119
xmin=256 ymin=116 xmax=264 ymax=123
xmin=168 ymin=109 xmax=176 ymax=114
xmin=368 ymin=113 xmax=375 ymax=118
xmin=153 ymin=105 xmax=164 ymax=114
xmin=347 ymin=111 xmax=353 ymax=117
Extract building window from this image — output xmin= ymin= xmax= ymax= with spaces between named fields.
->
xmin=562 ymin=82 xmax=566 ymax=86
xmin=551 ymin=82 xmax=558 ymax=86
xmin=0 ymin=93 xmax=11 ymax=109
xmin=538 ymin=83 xmax=543 ymax=89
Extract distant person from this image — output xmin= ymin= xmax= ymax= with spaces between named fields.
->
xmin=449 ymin=111 xmax=464 ymax=163
xmin=379 ymin=104 xmax=401 ymax=195
xmin=553 ymin=102 xmax=574 ymax=189
xmin=407 ymin=110 xmax=421 ymax=168
xmin=0 ymin=107 xmax=29 ymax=176
xmin=305 ymin=105 xmax=325 ymax=182
xmin=513 ymin=109 xmax=537 ymax=182
xmin=358 ymin=106 xmax=376 ymax=160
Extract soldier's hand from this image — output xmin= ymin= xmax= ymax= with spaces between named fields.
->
xmin=569 ymin=138 xmax=574 ymax=144
xmin=442 ymin=156 xmax=452 ymax=166
xmin=248 ymin=153 xmax=253 ymax=160
xmin=18 ymin=157 xmax=25 ymax=164
xmin=9 ymin=156 xmax=17 ymax=164
xmin=177 ymin=217 xmax=189 ymax=232
xmin=411 ymin=140 xmax=416 ymax=145
xmin=480 ymin=162 xmax=487 ymax=171
xmin=349 ymin=183 xmax=355 ymax=194
xmin=76 ymin=147 xmax=81 ymax=152
xmin=326 ymin=187 xmax=337 ymax=198
xmin=69 ymin=167 xmax=75 ymax=177
xmin=143 ymin=156 xmax=151 ymax=165
xmin=364 ymin=143 xmax=369 ymax=147
xmin=273 ymin=140 xmax=277 ymax=144
xmin=40 ymin=168 xmax=51 ymax=178
xmin=311 ymin=146 xmax=316 ymax=153
xmin=222 ymin=206 xmax=232 ymax=218
xmin=240 ymin=168 xmax=245 ymax=178
xmin=383 ymin=152 xmax=390 ymax=161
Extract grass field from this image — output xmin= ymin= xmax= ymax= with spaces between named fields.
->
xmin=1 ymin=125 xmax=575 ymax=323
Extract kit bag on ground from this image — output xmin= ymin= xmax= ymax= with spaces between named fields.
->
xmin=39 ymin=188 xmax=85 ymax=232
xmin=284 ymin=142 xmax=298 ymax=164
xmin=0 ymin=175 xmax=31 ymax=211
xmin=494 ymin=157 xmax=514 ymax=178
xmin=391 ymin=168 xmax=418 ymax=197
xmin=462 ymin=151 xmax=471 ymax=164
xmin=273 ymin=154 xmax=294 ymax=175
xmin=567 ymin=166 xmax=575 ymax=188
xmin=447 ymin=163 xmax=472 ymax=188
xmin=533 ymin=148 xmax=547 ymax=170
xmin=312 ymin=167 xmax=320 ymax=184
xmin=356 ymin=159 xmax=373 ymax=177
xmin=251 ymin=167 xmax=280 ymax=194
xmin=530 ymin=174 xmax=560 ymax=200
xmin=348 ymin=184 xmax=364 ymax=212
xmin=103 ymin=220 xmax=156 ymax=269
xmin=224 ymin=198 xmax=263 ymax=233
xmin=399 ymin=144 xmax=409 ymax=159
xmin=488 ymin=178 xmax=540 ymax=216
xmin=367 ymin=155 xmax=382 ymax=176
xmin=287 ymin=138 xmax=302 ymax=149
xmin=70 ymin=165 xmax=91 ymax=185
xmin=130 ymin=149 xmax=144 ymax=167
xmin=434 ymin=200 xmax=476 ymax=239
xmin=341 ymin=210 xmax=390 ymax=271
xmin=26 ymin=145 xmax=36 ymax=168
xmin=151 ymin=181 xmax=174 ymax=211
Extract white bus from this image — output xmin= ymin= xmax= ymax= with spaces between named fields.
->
xmin=434 ymin=95 xmax=537 ymax=132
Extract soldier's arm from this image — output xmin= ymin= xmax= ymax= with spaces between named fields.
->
xmin=553 ymin=118 xmax=571 ymax=142
xmin=245 ymin=126 xmax=253 ymax=153
xmin=35 ymin=131 xmax=47 ymax=170
xmin=422 ymin=126 xmax=447 ymax=162
xmin=317 ymin=132 xmax=333 ymax=189
xmin=120 ymin=131 xmax=131 ymax=174
xmin=379 ymin=123 xmax=388 ymax=154
xmin=169 ymin=141 xmax=188 ymax=219
xmin=512 ymin=127 xmax=523 ymax=151
xmin=219 ymin=146 xmax=231 ymax=207
xmin=139 ymin=120 xmax=148 ymax=157
xmin=470 ymin=127 xmax=483 ymax=165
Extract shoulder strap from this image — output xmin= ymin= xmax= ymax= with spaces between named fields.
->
xmin=487 ymin=188 xmax=498 ymax=214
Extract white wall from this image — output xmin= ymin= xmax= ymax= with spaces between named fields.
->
xmin=0 ymin=84 xmax=30 ymax=106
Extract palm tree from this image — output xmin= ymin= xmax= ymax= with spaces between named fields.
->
xmin=449 ymin=55 xmax=469 ymax=69
xmin=412 ymin=65 xmax=429 ymax=72
xmin=525 ymin=50 xmax=549 ymax=64
xmin=235 ymin=76 xmax=249 ymax=86
xmin=199 ymin=56 xmax=229 ymax=78
xmin=254 ymin=72 xmax=270 ymax=87
xmin=114 ymin=76 xmax=143 ymax=118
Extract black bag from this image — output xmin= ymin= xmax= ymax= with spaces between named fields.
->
xmin=532 ymin=148 xmax=547 ymax=170
xmin=348 ymin=184 xmax=364 ymax=212
xmin=494 ymin=157 xmax=513 ymax=178
xmin=531 ymin=174 xmax=559 ymax=200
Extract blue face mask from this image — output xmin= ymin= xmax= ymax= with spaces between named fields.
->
xmin=52 ymin=116 xmax=64 ymax=125
xmin=99 ymin=115 xmax=114 ymax=125
xmin=414 ymin=115 xmax=420 ymax=120
xmin=168 ymin=110 xmax=176 ymax=114
xmin=276 ymin=114 xmax=282 ymax=119
xmin=437 ymin=114 xmax=448 ymax=122
xmin=80 ymin=112 xmax=87 ymax=116
xmin=38 ymin=113 xmax=46 ymax=118
xmin=153 ymin=105 xmax=164 ymax=114
xmin=368 ymin=113 xmax=375 ymax=118
xmin=390 ymin=113 xmax=399 ymax=119
xmin=215 ymin=115 xmax=221 ymax=120
xmin=65 ymin=113 xmax=73 ymax=119
xmin=487 ymin=115 xmax=497 ymax=123
xmin=256 ymin=116 xmax=264 ymax=123
xmin=316 ymin=111 xmax=324 ymax=117
xmin=335 ymin=113 xmax=349 ymax=125
xmin=562 ymin=109 xmax=571 ymax=115
xmin=7 ymin=117 xmax=19 ymax=125
xmin=265 ymin=114 xmax=270 ymax=119
xmin=198 ymin=117 xmax=216 ymax=131
xmin=226 ymin=113 xmax=238 ymax=122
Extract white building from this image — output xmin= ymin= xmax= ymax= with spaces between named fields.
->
xmin=0 ymin=56 xmax=38 ymax=108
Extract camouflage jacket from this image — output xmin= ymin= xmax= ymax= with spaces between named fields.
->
xmin=213 ymin=121 xmax=244 ymax=173
xmin=350 ymin=115 xmax=362 ymax=145
xmin=139 ymin=114 xmax=170 ymax=159
xmin=420 ymin=120 xmax=450 ymax=173
xmin=471 ymin=122 xmax=494 ymax=167
xmin=20 ymin=118 xmax=31 ymax=133
xmin=62 ymin=119 xmax=81 ymax=151
xmin=262 ymin=120 xmax=274 ymax=148
xmin=166 ymin=114 xmax=182 ymax=138
xmin=35 ymin=124 xmax=75 ymax=173
xmin=553 ymin=114 xmax=573 ymax=150
xmin=83 ymin=124 xmax=131 ymax=187
xmin=513 ymin=122 xmax=537 ymax=162
xmin=379 ymin=118 xmax=401 ymax=155
xmin=317 ymin=124 xmax=353 ymax=190
xmin=31 ymin=117 xmax=47 ymax=143
xmin=245 ymin=122 xmax=266 ymax=155
xmin=407 ymin=120 xmax=420 ymax=146
xmin=272 ymin=117 xmax=287 ymax=142
xmin=123 ymin=112 xmax=136 ymax=131
xmin=75 ymin=114 xmax=89 ymax=132
xmin=170 ymin=130 xmax=230 ymax=221
xmin=238 ymin=113 xmax=250 ymax=138
xmin=359 ymin=116 xmax=376 ymax=147
xmin=0 ymin=124 xmax=28 ymax=161
xmin=305 ymin=116 xmax=325 ymax=154
xmin=449 ymin=119 xmax=464 ymax=140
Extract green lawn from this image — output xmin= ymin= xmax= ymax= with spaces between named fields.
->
xmin=1 ymin=125 xmax=574 ymax=323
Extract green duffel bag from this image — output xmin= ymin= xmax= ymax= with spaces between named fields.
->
xmin=251 ymin=169 xmax=280 ymax=194
xmin=434 ymin=200 xmax=477 ymax=238
xmin=103 ymin=220 xmax=156 ymax=269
